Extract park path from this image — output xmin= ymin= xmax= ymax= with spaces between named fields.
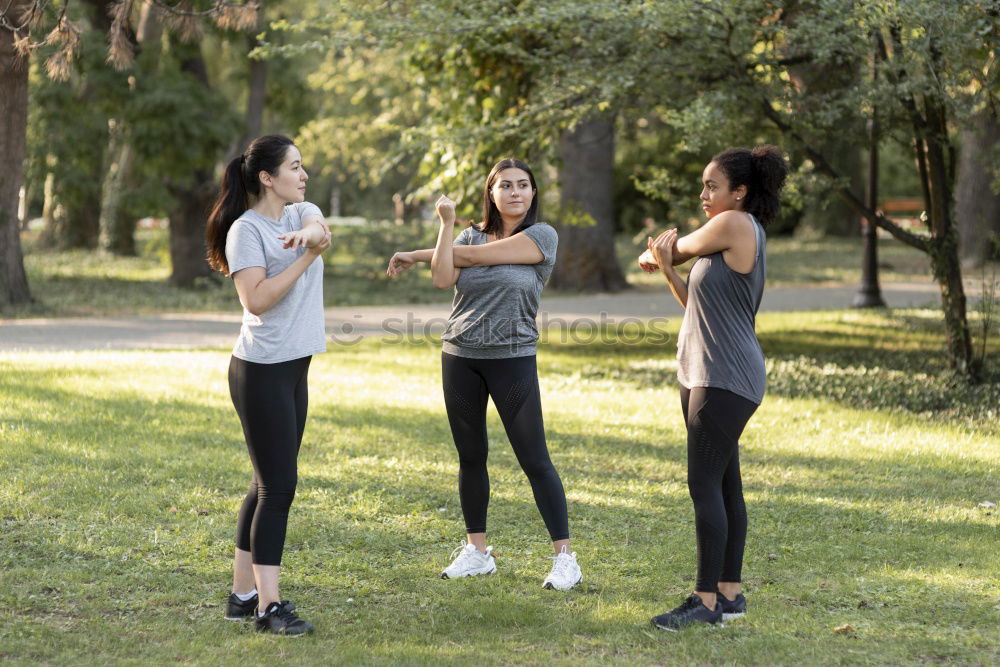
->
xmin=0 ymin=280 xmax=962 ymax=352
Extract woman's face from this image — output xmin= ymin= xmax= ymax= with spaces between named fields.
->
xmin=699 ymin=161 xmax=745 ymax=220
xmin=490 ymin=167 xmax=535 ymax=222
xmin=261 ymin=145 xmax=308 ymax=203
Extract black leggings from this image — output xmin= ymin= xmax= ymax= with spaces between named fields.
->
xmin=680 ymin=385 xmax=758 ymax=593
xmin=442 ymin=352 xmax=569 ymax=541
xmin=229 ymin=355 xmax=311 ymax=566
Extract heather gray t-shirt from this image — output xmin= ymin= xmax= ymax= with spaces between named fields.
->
xmin=677 ymin=214 xmax=767 ymax=404
xmin=225 ymin=202 xmax=326 ymax=364
xmin=441 ymin=223 xmax=558 ymax=359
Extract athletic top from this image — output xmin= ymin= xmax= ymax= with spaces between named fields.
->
xmin=441 ymin=222 xmax=558 ymax=359
xmin=225 ymin=202 xmax=326 ymax=364
xmin=677 ymin=214 xmax=766 ymax=404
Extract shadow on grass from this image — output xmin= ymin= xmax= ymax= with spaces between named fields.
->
xmin=4 ymin=366 xmax=997 ymax=663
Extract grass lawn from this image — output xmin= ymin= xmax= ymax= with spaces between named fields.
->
xmin=9 ymin=227 xmax=962 ymax=318
xmin=1 ymin=310 xmax=997 ymax=664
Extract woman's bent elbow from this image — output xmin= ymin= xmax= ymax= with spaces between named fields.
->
xmin=246 ymin=299 xmax=270 ymax=317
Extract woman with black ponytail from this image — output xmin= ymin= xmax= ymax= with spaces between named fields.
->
xmin=638 ymin=145 xmax=788 ymax=631
xmin=205 ymin=134 xmax=330 ymax=636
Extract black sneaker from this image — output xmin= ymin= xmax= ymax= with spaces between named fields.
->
xmin=225 ymin=592 xmax=258 ymax=621
xmin=651 ymin=594 xmax=723 ymax=631
xmin=255 ymin=601 xmax=314 ymax=637
xmin=719 ymin=592 xmax=746 ymax=620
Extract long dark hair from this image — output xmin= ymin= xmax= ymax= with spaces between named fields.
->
xmin=711 ymin=145 xmax=788 ymax=227
xmin=478 ymin=158 xmax=539 ymax=238
xmin=206 ymin=134 xmax=295 ymax=275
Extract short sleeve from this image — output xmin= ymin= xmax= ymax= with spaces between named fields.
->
xmin=453 ymin=227 xmax=474 ymax=246
xmin=291 ymin=201 xmax=323 ymax=230
xmin=523 ymin=223 xmax=558 ymax=267
xmin=225 ymin=219 xmax=266 ymax=276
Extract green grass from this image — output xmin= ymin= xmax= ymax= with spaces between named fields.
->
xmin=10 ymin=227 xmax=962 ymax=319
xmin=1 ymin=310 xmax=998 ymax=664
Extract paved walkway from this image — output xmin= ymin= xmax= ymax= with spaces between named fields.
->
xmin=0 ymin=280 xmax=963 ymax=352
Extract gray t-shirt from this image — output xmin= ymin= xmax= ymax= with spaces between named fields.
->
xmin=677 ymin=214 xmax=767 ymax=404
xmin=225 ymin=202 xmax=326 ymax=364
xmin=441 ymin=223 xmax=558 ymax=359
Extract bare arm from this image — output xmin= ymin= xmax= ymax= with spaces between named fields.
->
xmin=430 ymin=196 xmax=461 ymax=289
xmin=649 ymin=230 xmax=688 ymax=308
xmin=277 ymin=218 xmax=331 ymax=250
xmin=397 ymin=235 xmax=542 ymax=268
xmin=388 ymin=226 xmax=543 ymax=278
xmin=673 ymin=211 xmax=740 ymax=259
xmin=232 ymin=236 xmax=331 ymax=316
xmin=637 ymin=211 xmax=746 ymax=271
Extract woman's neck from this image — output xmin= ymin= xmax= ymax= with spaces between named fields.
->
xmin=497 ymin=215 xmax=524 ymax=238
xmin=252 ymin=194 xmax=286 ymax=222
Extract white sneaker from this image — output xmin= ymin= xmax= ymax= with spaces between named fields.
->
xmin=542 ymin=547 xmax=582 ymax=590
xmin=440 ymin=541 xmax=496 ymax=579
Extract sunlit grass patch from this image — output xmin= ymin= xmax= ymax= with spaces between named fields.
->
xmin=0 ymin=309 xmax=997 ymax=663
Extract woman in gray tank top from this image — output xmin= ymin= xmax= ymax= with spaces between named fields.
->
xmin=638 ymin=145 xmax=788 ymax=631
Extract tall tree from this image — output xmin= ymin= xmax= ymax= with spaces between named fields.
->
xmin=296 ymin=0 xmax=635 ymax=290
xmin=955 ymin=107 xmax=1000 ymax=267
xmin=0 ymin=0 xmax=33 ymax=307
xmin=1 ymin=0 xmax=258 ymax=306
xmin=551 ymin=116 xmax=627 ymax=291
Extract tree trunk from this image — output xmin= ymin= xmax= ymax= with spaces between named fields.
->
xmin=166 ymin=43 xmax=215 ymax=287
xmin=549 ymin=116 xmax=628 ymax=292
xmin=923 ymin=99 xmax=976 ymax=378
xmin=955 ymin=108 xmax=1000 ymax=267
xmin=229 ymin=32 xmax=267 ymax=159
xmin=0 ymin=1 xmax=33 ymax=307
xmin=929 ymin=239 xmax=976 ymax=378
xmin=167 ymin=173 xmax=215 ymax=287
xmin=96 ymin=0 xmax=156 ymax=256
xmin=39 ymin=156 xmax=100 ymax=249
xmin=98 ymin=120 xmax=138 ymax=255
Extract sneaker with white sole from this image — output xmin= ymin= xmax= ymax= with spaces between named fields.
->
xmin=542 ymin=547 xmax=582 ymax=590
xmin=651 ymin=594 xmax=723 ymax=631
xmin=719 ymin=592 xmax=747 ymax=620
xmin=441 ymin=541 xmax=496 ymax=579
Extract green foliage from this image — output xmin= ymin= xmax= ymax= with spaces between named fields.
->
xmin=117 ymin=37 xmax=239 ymax=216
xmin=280 ymin=0 xmax=997 ymax=234
xmin=25 ymin=21 xmax=130 ymax=224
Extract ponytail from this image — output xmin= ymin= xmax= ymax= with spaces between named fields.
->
xmin=712 ymin=144 xmax=788 ymax=227
xmin=206 ymin=156 xmax=250 ymax=275
xmin=205 ymin=135 xmax=295 ymax=275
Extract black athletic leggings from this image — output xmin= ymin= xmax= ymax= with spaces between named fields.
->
xmin=442 ymin=352 xmax=569 ymax=541
xmin=229 ymin=355 xmax=311 ymax=566
xmin=680 ymin=385 xmax=758 ymax=593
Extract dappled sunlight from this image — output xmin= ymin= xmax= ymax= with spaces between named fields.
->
xmin=2 ymin=323 xmax=997 ymax=663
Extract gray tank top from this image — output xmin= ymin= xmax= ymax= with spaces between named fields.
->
xmin=676 ymin=214 xmax=766 ymax=404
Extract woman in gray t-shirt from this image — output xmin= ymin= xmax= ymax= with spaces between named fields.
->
xmin=639 ymin=145 xmax=788 ymax=631
xmin=204 ymin=134 xmax=330 ymax=636
xmin=387 ymin=158 xmax=582 ymax=591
